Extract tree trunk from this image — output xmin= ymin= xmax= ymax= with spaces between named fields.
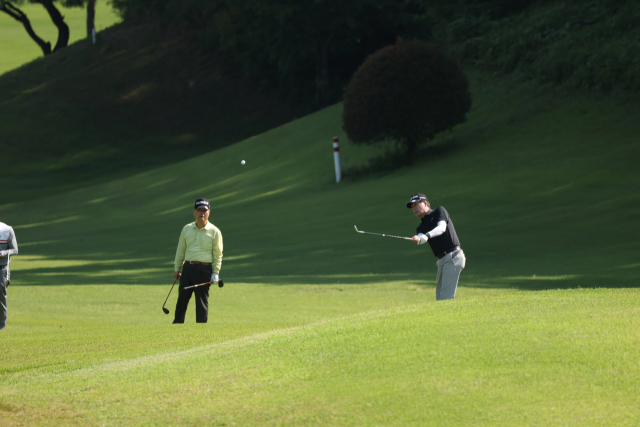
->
xmin=315 ymin=40 xmax=329 ymax=111
xmin=34 ymin=0 xmax=69 ymax=52
xmin=403 ymin=138 xmax=418 ymax=165
xmin=0 ymin=3 xmax=52 ymax=55
xmin=86 ymin=0 xmax=96 ymax=39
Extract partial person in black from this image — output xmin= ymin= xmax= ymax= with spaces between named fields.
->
xmin=407 ymin=193 xmax=466 ymax=300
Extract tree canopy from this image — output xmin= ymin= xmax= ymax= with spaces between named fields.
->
xmin=111 ymin=0 xmax=431 ymax=109
xmin=343 ymin=39 xmax=471 ymax=164
xmin=211 ymin=0 xmax=428 ymax=109
xmin=106 ymin=0 xmax=549 ymax=109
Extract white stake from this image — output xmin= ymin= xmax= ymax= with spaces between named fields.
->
xmin=333 ymin=136 xmax=341 ymax=183
xmin=92 ymin=28 xmax=96 ymax=45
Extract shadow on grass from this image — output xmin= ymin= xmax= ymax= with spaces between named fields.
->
xmin=343 ymin=135 xmax=464 ymax=181
xmin=14 ymin=271 xmax=639 ymax=291
xmin=464 ymin=273 xmax=640 ymax=291
xmin=11 ymin=250 xmax=639 ymax=290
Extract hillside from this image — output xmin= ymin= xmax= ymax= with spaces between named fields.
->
xmin=2 ymin=70 xmax=639 ymax=291
xmin=0 ymin=18 xmax=303 ymax=203
xmin=3 ymin=0 xmax=639 ymax=205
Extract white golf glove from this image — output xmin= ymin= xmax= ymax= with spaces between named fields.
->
xmin=417 ymin=233 xmax=429 ymax=245
xmin=211 ymin=272 xmax=219 ymax=284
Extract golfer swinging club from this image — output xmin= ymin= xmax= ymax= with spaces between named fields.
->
xmin=172 ymin=198 xmax=223 ymax=323
xmin=408 ymin=193 xmax=465 ymax=300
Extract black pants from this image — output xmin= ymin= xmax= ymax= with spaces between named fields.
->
xmin=173 ymin=263 xmax=211 ymax=324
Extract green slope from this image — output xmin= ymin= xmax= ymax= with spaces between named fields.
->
xmin=0 ymin=18 xmax=301 ymax=203
xmin=2 ymin=73 xmax=639 ymax=291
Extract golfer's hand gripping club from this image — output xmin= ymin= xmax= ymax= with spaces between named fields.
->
xmin=211 ymin=271 xmax=219 ymax=285
xmin=413 ymin=233 xmax=429 ymax=245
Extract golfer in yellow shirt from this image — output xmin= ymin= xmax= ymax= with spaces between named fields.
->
xmin=172 ymin=198 xmax=223 ymax=323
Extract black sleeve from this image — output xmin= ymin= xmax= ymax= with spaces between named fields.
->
xmin=417 ymin=207 xmax=449 ymax=235
xmin=432 ymin=207 xmax=449 ymax=223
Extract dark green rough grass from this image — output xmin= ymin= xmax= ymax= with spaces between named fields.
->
xmin=440 ymin=0 xmax=640 ymax=93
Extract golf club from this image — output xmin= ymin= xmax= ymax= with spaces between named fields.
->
xmin=184 ymin=279 xmax=224 ymax=290
xmin=162 ymin=278 xmax=178 ymax=314
xmin=354 ymin=225 xmax=413 ymax=241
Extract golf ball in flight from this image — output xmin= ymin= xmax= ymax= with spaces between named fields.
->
xmin=241 ymin=160 xmax=246 ymax=165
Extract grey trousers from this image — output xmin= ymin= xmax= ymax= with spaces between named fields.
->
xmin=0 ymin=265 xmax=8 ymax=330
xmin=435 ymin=249 xmax=466 ymax=300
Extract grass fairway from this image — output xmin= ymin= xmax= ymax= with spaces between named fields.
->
xmin=1 ymin=72 xmax=639 ymax=424
xmin=2 ymin=290 xmax=639 ymax=425
xmin=0 ymin=2 xmax=120 ymax=74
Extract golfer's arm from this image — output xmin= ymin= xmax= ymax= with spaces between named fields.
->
xmin=417 ymin=221 xmax=447 ymax=244
xmin=0 ymin=230 xmax=18 ymax=257
xmin=9 ymin=230 xmax=17 ymax=255
xmin=174 ymin=228 xmax=187 ymax=272
xmin=426 ymin=221 xmax=447 ymax=238
xmin=212 ymin=232 xmax=223 ymax=274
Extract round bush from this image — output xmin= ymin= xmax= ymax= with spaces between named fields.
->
xmin=343 ymin=40 xmax=471 ymax=163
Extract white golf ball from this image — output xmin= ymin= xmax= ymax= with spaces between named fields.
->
xmin=241 ymin=160 xmax=246 ymax=165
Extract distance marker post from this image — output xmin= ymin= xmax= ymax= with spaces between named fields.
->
xmin=333 ymin=136 xmax=341 ymax=183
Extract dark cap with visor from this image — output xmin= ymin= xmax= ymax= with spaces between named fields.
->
xmin=406 ymin=193 xmax=428 ymax=208
xmin=194 ymin=198 xmax=210 ymax=210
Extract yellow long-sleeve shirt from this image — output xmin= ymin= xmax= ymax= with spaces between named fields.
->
xmin=174 ymin=221 xmax=223 ymax=273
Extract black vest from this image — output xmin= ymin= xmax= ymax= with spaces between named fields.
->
xmin=416 ymin=206 xmax=461 ymax=257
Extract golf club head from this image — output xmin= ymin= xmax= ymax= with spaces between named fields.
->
xmin=162 ymin=306 xmax=170 ymax=314
xmin=218 ymin=280 xmax=224 ymax=288
xmin=354 ymin=225 xmax=361 ymax=233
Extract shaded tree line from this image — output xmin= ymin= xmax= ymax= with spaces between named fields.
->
xmin=109 ymin=0 xmax=543 ymax=109
xmin=1 ymin=0 xmax=551 ymax=103
xmin=112 ymin=0 xmax=435 ymax=110
xmin=0 ymin=0 xmax=543 ymax=107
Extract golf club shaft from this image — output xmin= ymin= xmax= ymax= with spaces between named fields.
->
xmin=164 ymin=279 xmax=177 ymax=303
xmin=354 ymin=225 xmax=412 ymax=241
xmin=162 ymin=278 xmax=178 ymax=313
xmin=184 ymin=281 xmax=211 ymax=289
xmin=183 ymin=279 xmax=224 ymax=289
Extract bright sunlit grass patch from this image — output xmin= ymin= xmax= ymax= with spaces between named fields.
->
xmin=0 ymin=3 xmax=120 ymax=74
xmin=2 ymin=289 xmax=639 ymax=426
